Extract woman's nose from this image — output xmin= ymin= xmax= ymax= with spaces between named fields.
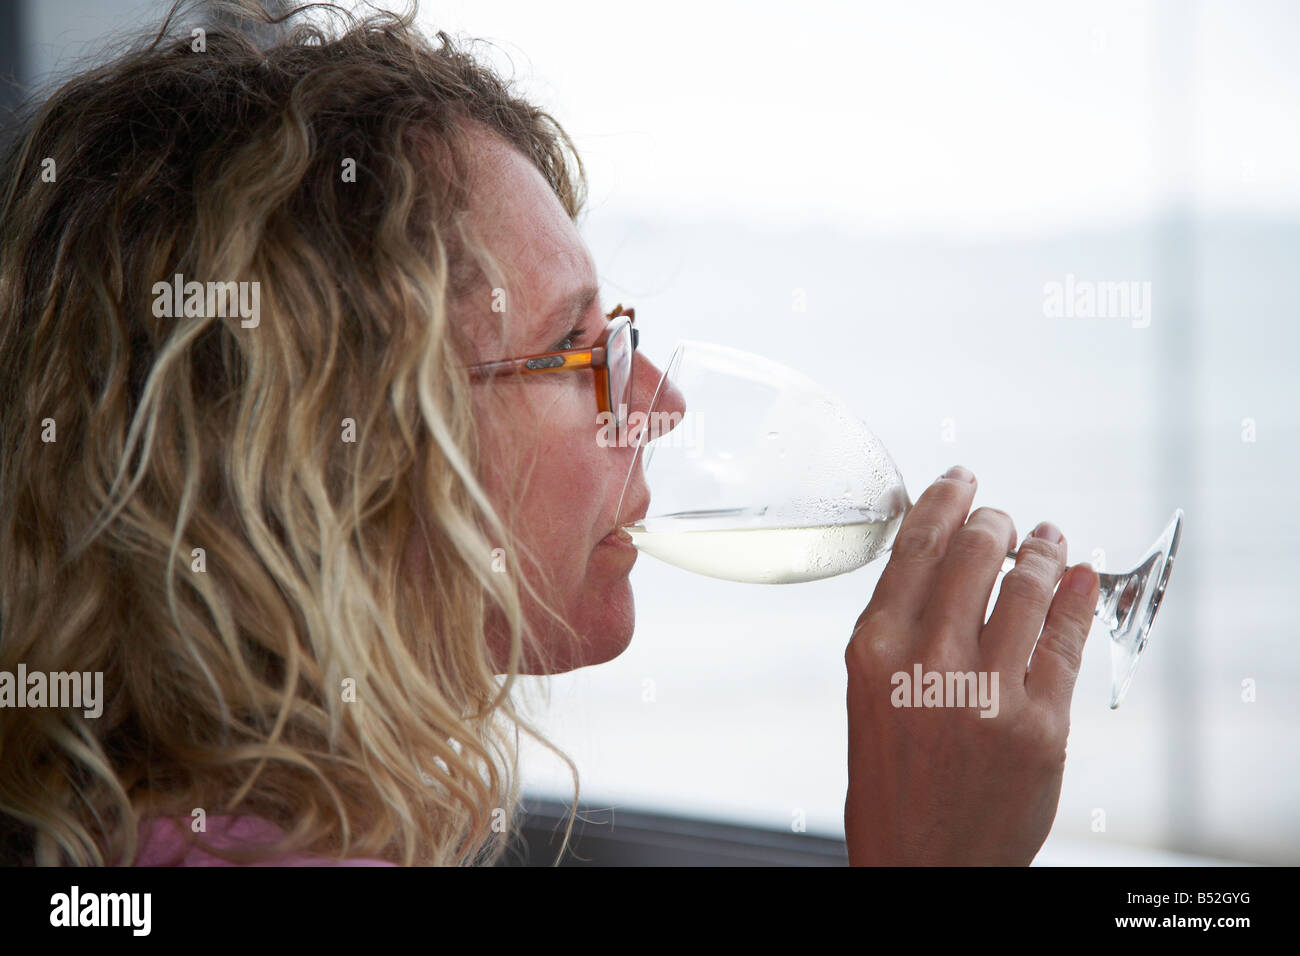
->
xmin=634 ymin=351 xmax=686 ymax=428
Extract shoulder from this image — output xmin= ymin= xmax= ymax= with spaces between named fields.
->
xmin=135 ymin=814 xmax=397 ymax=867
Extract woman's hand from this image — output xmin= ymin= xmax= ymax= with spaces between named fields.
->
xmin=843 ymin=465 xmax=1100 ymax=865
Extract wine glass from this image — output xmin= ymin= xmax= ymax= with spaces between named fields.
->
xmin=614 ymin=339 xmax=1183 ymax=709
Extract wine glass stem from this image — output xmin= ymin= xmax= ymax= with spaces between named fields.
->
xmin=1000 ymin=552 xmax=1129 ymax=630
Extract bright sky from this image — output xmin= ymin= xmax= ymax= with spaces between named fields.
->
xmin=24 ymin=0 xmax=1300 ymax=236
xmin=418 ymin=0 xmax=1300 ymax=236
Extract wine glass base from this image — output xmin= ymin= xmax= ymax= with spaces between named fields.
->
xmin=1104 ymin=508 xmax=1184 ymax=709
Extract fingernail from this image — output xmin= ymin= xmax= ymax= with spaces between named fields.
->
xmin=1065 ymin=565 xmax=1095 ymax=595
xmin=943 ymin=465 xmax=974 ymax=483
xmin=1032 ymin=521 xmax=1063 ymax=544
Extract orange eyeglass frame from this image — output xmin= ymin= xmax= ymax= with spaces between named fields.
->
xmin=464 ymin=303 xmax=638 ymax=421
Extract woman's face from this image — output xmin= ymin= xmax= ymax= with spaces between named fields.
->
xmin=435 ymin=124 xmax=684 ymax=674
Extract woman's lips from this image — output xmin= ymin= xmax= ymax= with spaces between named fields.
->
xmin=599 ymin=526 xmax=636 ymax=551
xmin=602 ymin=492 xmax=647 ymax=552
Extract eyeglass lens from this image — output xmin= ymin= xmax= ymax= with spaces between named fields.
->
xmin=608 ymin=321 xmax=634 ymax=423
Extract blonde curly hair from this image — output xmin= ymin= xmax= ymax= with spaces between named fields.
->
xmin=0 ymin=0 xmax=587 ymax=866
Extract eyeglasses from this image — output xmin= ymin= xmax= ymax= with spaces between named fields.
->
xmin=464 ymin=304 xmax=639 ymax=426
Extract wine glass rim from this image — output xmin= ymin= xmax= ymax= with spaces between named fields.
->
xmin=615 ymin=340 xmax=686 ymax=527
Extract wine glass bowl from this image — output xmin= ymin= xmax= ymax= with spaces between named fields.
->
xmin=615 ymin=340 xmax=912 ymax=585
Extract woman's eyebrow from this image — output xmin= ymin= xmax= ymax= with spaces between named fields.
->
xmin=541 ymin=282 xmax=600 ymax=347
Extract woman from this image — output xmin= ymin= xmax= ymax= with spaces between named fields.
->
xmin=0 ymin=0 xmax=1098 ymax=866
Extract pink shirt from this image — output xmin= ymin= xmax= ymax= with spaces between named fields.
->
xmin=134 ymin=814 xmax=396 ymax=866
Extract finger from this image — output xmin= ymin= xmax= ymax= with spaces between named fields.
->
xmin=1024 ymin=563 xmax=1099 ymax=706
xmin=871 ymin=466 xmax=978 ymax=624
xmin=918 ymin=506 xmax=1017 ymax=647
xmin=982 ymin=522 xmax=1068 ymax=675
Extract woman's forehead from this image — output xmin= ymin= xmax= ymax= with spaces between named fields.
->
xmin=458 ymin=128 xmax=597 ymax=348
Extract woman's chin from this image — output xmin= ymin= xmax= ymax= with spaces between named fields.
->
xmin=545 ymin=583 xmax=635 ymax=672
xmin=486 ymin=580 xmax=635 ymax=675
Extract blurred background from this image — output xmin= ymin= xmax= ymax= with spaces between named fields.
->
xmin=6 ymin=0 xmax=1296 ymax=864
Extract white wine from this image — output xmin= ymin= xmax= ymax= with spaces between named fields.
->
xmin=623 ymin=510 xmax=905 ymax=584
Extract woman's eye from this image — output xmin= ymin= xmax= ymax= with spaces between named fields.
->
xmin=553 ymin=327 xmax=587 ymax=351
